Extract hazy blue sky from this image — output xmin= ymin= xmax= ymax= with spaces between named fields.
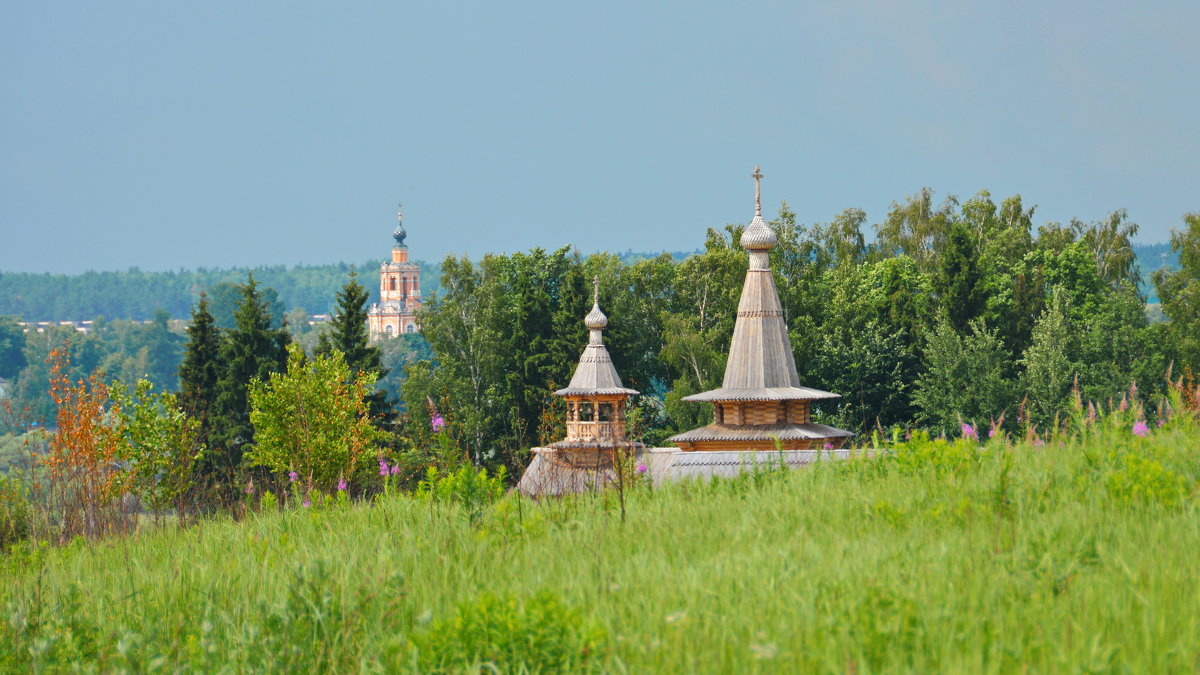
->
xmin=2 ymin=1 xmax=1197 ymax=273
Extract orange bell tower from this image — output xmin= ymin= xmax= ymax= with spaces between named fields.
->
xmin=367 ymin=204 xmax=422 ymax=339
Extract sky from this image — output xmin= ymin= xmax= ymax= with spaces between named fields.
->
xmin=2 ymin=0 xmax=1197 ymax=273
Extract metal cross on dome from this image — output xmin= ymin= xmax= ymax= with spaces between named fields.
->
xmin=752 ymin=165 xmax=763 ymax=217
xmin=592 ymin=275 xmax=599 ymax=305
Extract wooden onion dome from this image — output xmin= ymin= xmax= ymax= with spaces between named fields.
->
xmin=549 ymin=277 xmax=641 ymax=457
xmin=667 ymin=167 xmax=854 ymax=452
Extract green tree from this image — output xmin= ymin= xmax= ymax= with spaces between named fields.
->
xmin=1020 ymin=289 xmax=1076 ymax=427
xmin=114 ymin=380 xmax=204 ymax=527
xmin=932 ymin=221 xmax=985 ymax=333
xmin=247 ymin=344 xmax=384 ymax=494
xmin=211 ymin=275 xmax=290 ymax=478
xmin=179 ymin=293 xmax=223 ymax=465
xmin=316 ymin=273 xmax=390 ymax=424
xmin=1154 ymin=212 xmax=1200 ymax=372
xmin=913 ymin=318 xmax=1013 ymax=433
xmin=0 ymin=316 xmax=26 ymax=380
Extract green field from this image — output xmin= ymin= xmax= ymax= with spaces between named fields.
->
xmin=3 ymin=411 xmax=1199 ymax=673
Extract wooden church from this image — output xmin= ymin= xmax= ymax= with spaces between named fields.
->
xmin=518 ymin=168 xmax=854 ymax=497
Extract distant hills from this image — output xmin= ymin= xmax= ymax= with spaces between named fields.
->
xmin=0 ymin=245 xmax=1178 ymax=322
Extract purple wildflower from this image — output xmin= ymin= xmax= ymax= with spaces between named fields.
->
xmin=244 ymin=481 xmax=254 ymax=495
xmin=431 ymin=414 xmax=446 ymax=432
xmin=390 ymin=464 xmax=401 ymax=475
xmin=1132 ymin=420 xmax=1150 ymax=437
xmin=302 ymin=497 xmax=311 ymax=508
xmin=823 ymin=442 xmax=834 ymax=450
xmin=988 ymin=427 xmax=997 ymax=439
xmin=288 ymin=471 xmax=298 ymax=483
xmin=961 ymin=423 xmax=977 ymax=440
xmin=337 ymin=478 xmax=348 ymax=492
xmin=379 ymin=459 xmax=389 ymax=476
xmin=1157 ymin=419 xmax=1166 ymax=428
xmin=636 ymin=463 xmax=647 ymax=474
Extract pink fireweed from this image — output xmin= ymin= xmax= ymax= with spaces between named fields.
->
xmin=337 ymin=478 xmax=348 ymax=492
xmin=1133 ymin=420 xmax=1150 ymax=437
xmin=302 ymin=497 xmax=311 ymax=508
xmin=288 ymin=471 xmax=298 ymax=483
xmin=431 ymin=414 xmax=446 ymax=432
xmin=636 ymin=464 xmax=647 ymax=474
xmin=390 ymin=464 xmax=401 ymax=475
xmin=961 ymin=423 xmax=977 ymax=440
xmin=379 ymin=459 xmax=389 ymax=476
xmin=823 ymin=442 xmax=834 ymax=450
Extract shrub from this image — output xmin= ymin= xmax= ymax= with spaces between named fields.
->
xmin=409 ymin=591 xmax=606 ymax=673
xmin=1106 ymin=453 xmax=1191 ymax=507
xmin=0 ymin=474 xmax=31 ymax=550
xmin=416 ymin=464 xmax=507 ymax=524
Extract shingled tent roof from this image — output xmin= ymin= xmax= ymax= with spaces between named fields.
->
xmin=682 ymin=169 xmax=838 ymax=404
xmin=554 ymin=281 xmax=638 ymax=397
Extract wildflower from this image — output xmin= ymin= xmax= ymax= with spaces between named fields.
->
xmin=823 ymin=442 xmax=833 ymax=450
xmin=245 ymin=481 xmax=254 ymax=495
xmin=988 ymin=427 xmax=997 ymax=439
xmin=1132 ymin=420 xmax=1149 ymax=437
xmin=302 ymin=497 xmax=311 ymax=508
xmin=636 ymin=464 xmax=647 ymax=474
xmin=961 ymin=423 xmax=977 ymax=440
xmin=1033 ymin=438 xmax=1044 ymax=447
xmin=1157 ymin=419 xmax=1166 ymax=428
xmin=288 ymin=471 xmax=298 ymax=483
xmin=431 ymin=415 xmax=446 ymax=432
xmin=391 ymin=464 xmax=401 ymax=475
xmin=337 ymin=478 xmax=348 ymax=492
xmin=379 ymin=459 xmax=389 ymax=476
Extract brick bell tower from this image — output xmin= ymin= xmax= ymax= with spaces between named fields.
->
xmin=367 ymin=203 xmax=422 ymax=339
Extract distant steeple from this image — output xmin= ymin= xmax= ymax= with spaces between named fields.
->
xmin=392 ymin=202 xmax=407 ymax=247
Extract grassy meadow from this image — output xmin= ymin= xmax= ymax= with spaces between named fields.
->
xmin=3 ymin=408 xmax=1200 ymax=672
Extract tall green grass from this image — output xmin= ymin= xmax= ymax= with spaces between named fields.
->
xmin=2 ymin=411 xmax=1199 ymax=672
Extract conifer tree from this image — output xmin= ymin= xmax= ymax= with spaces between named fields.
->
xmin=316 ymin=273 xmax=391 ymax=424
xmin=211 ymin=275 xmax=290 ymax=475
xmin=933 ymin=221 xmax=984 ymax=333
xmin=178 ymin=293 xmax=222 ymax=457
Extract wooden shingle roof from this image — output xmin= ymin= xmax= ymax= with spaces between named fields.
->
xmin=683 ymin=170 xmax=837 ymax=404
xmin=554 ymin=281 xmax=638 ymax=397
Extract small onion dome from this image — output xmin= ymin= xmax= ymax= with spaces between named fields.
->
xmin=740 ymin=214 xmax=777 ymax=250
xmin=393 ymin=224 xmax=407 ymax=247
xmin=584 ymin=303 xmax=608 ymax=329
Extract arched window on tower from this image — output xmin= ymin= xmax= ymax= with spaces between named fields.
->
xmin=389 ymin=277 xmax=397 ymax=292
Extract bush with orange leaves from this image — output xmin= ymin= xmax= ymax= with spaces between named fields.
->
xmin=34 ymin=346 xmax=134 ymax=542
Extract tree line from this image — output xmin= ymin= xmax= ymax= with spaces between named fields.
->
xmin=2 ymin=188 xmax=1198 ymax=507
xmin=0 ymin=261 xmax=442 ymax=322
xmin=399 ymin=190 xmax=1199 ymax=478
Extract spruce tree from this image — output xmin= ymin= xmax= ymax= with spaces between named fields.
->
xmin=317 ymin=272 xmax=391 ymax=424
xmin=178 ymin=293 xmax=222 ymax=458
xmin=211 ymin=274 xmax=290 ymax=475
xmin=933 ymin=221 xmax=985 ymax=333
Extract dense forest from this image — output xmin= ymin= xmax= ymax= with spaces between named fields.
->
xmin=0 ymin=240 xmax=1176 ymax=323
xmin=1 ymin=188 xmax=1198 ymax=491
xmin=0 ymin=261 xmax=443 ymax=322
